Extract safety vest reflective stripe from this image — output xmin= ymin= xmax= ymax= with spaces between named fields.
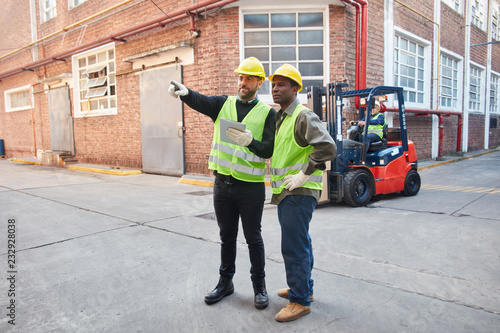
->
xmin=209 ymin=154 xmax=267 ymax=176
xmin=271 ymin=162 xmax=308 ymax=176
xmin=211 ymin=142 xmax=265 ymax=163
xmin=271 ymin=174 xmax=323 ymax=189
xmin=367 ymin=113 xmax=386 ymax=138
xmin=208 ymin=96 xmax=271 ymax=182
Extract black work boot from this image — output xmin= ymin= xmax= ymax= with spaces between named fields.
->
xmin=204 ymin=276 xmax=234 ymax=305
xmin=253 ymin=280 xmax=269 ymax=310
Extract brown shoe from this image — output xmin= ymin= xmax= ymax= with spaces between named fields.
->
xmin=277 ymin=288 xmax=314 ymax=302
xmin=275 ymin=302 xmax=311 ymax=322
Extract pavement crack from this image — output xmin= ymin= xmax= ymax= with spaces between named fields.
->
xmin=3 ymin=225 xmax=137 ymax=254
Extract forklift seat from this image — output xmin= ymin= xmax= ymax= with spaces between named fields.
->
xmin=367 ymin=123 xmax=388 ymax=152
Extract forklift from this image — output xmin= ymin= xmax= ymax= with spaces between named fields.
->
xmin=307 ymin=83 xmax=421 ymax=207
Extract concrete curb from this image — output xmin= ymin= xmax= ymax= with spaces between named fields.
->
xmin=67 ymin=165 xmax=142 ymax=176
xmin=417 ymin=149 xmax=499 ymax=171
xmin=11 ymin=158 xmax=42 ymax=166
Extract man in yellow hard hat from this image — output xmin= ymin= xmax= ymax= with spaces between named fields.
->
xmin=169 ymin=57 xmax=276 ymax=310
xmin=269 ymin=64 xmax=336 ymax=322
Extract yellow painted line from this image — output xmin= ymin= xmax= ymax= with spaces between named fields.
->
xmin=422 ymin=185 xmax=500 ymax=194
xmin=12 ymin=158 xmax=42 ymax=166
xmin=461 ymin=187 xmax=489 ymax=192
xmin=448 ymin=186 xmax=475 ymax=191
xmin=67 ymin=165 xmax=141 ymax=175
xmin=179 ymin=177 xmax=271 ymax=187
xmin=470 ymin=188 xmax=496 ymax=193
xmin=179 ymin=177 xmax=214 ymax=187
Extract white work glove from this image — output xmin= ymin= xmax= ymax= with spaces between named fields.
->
xmin=226 ymin=128 xmax=253 ymax=146
xmin=284 ymin=171 xmax=310 ymax=191
xmin=169 ymin=80 xmax=188 ymax=98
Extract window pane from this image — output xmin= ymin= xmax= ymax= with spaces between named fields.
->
xmin=298 ymin=30 xmax=322 ymax=44
xmin=245 ymin=48 xmax=269 ymax=61
xmin=298 ymin=13 xmax=323 ymax=27
xmin=271 ymin=14 xmax=295 ymax=27
xmin=299 ymin=46 xmax=323 ymax=60
xmin=98 ymin=52 xmax=106 ymax=63
xmin=271 ymin=31 xmax=296 ymax=45
xmin=245 ymin=32 xmax=269 ymax=46
xmin=272 ymin=47 xmax=296 ymax=61
xmin=299 ymin=62 xmax=323 ymax=76
xmin=409 ymin=42 xmax=416 ymax=53
xmin=244 ymin=14 xmax=269 ymax=28
xmin=258 ymin=81 xmax=270 ymax=95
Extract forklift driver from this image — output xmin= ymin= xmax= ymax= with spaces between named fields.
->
xmin=350 ymin=99 xmax=386 ymax=151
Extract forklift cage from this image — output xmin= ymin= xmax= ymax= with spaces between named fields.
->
xmin=307 ymin=83 xmax=409 ymax=172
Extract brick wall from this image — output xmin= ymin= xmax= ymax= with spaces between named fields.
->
xmin=1 ymin=0 xmax=499 ymax=171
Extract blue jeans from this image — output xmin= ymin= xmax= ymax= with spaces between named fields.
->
xmin=213 ymin=177 xmax=266 ymax=283
xmin=277 ymin=195 xmax=317 ymax=306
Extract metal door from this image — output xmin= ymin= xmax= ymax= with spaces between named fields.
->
xmin=48 ymin=86 xmax=75 ymax=154
xmin=140 ymin=66 xmax=184 ymax=176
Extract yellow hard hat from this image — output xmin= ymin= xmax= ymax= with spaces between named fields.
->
xmin=234 ymin=57 xmax=266 ymax=80
xmin=268 ymin=64 xmax=303 ymax=92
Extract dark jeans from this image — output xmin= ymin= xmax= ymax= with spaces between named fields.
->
xmin=213 ymin=177 xmax=266 ymax=283
xmin=363 ymin=133 xmax=382 ymax=151
xmin=277 ymin=195 xmax=317 ymax=306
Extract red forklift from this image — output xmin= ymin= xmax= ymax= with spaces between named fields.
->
xmin=307 ymin=83 xmax=421 ymax=207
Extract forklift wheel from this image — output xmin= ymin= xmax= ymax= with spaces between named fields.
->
xmin=343 ymin=169 xmax=373 ymax=207
xmin=402 ymin=169 xmax=421 ymax=196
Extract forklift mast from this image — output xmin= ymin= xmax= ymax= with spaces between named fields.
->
xmin=307 ymin=83 xmax=409 ymax=172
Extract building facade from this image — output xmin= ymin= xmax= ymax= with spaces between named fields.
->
xmin=1 ymin=0 xmax=499 ymax=176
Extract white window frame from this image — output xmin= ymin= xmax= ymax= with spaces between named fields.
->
xmin=492 ymin=1 xmax=500 ymax=41
xmin=471 ymin=0 xmax=485 ymax=30
xmin=4 ymin=85 xmax=32 ymax=112
xmin=69 ymin=0 xmax=88 ymax=9
xmin=72 ymin=43 xmax=117 ymax=118
xmin=40 ymin=0 xmax=57 ymax=23
xmin=442 ymin=0 xmax=462 ymax=14
xmin=393 ymin=28 xmax=432 ymax=109
xmin=239 ymin=6 xmax=329 ymax=105
xmin=490 ymin=72 xmax=500 ymax=114
xmin=469 ymin=63 xmax=485 ymax=114
xmin=439 ymin=50 xmax=463 ymax=111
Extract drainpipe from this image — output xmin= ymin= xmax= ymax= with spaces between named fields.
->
xmin=341 ymin=0 xmax=368 ymax=109
xmin=30 ymin=84 xmax=37 ymax=158
xmin=386 ymin=107 xmax=463 ymax=156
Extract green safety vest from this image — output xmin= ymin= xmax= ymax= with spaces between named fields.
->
xmin=367 ymin=113 xmax=386 ymax=139
xmin=270 ymin=104 xmax=323 ymax=194
xmin=208 ymin=96 xmax=271 ymax=182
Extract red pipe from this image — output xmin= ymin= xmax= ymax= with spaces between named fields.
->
xmin=341 ymin=0 xmax=368 ymax=109
xmin=386 ymin=107 xmax=463 ymax=156
xmin=0 ymin=0 xmax=239 ymax=81
xmin=438 ymin=115 xmax=444 ymax=158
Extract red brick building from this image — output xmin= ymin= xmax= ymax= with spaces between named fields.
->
xmin=1 ymin=0 xmax=499 ymax=176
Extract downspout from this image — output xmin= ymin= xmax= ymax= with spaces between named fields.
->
xmin=341 ymin=0 xmax=368 ymax=109
xmin=387 ymin=107 xmax=463 ymax=155
xmin=30 ymin=84 xmax=37 ymax=158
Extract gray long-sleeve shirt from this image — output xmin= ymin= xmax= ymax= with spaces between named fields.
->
xmin=271 ymin=98 xmax=337 ymax=205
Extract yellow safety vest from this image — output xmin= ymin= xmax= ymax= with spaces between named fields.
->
xmin=270 ymin=104 xmax=323 ymax=194
xmin=208 ymin=96 xmax=271 ymax=182
xmin=367 ymin=113 xmax=386 ymax=139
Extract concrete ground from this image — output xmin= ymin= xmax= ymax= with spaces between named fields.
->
xmin=1 ymin=149 xmax=499 ymax=332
